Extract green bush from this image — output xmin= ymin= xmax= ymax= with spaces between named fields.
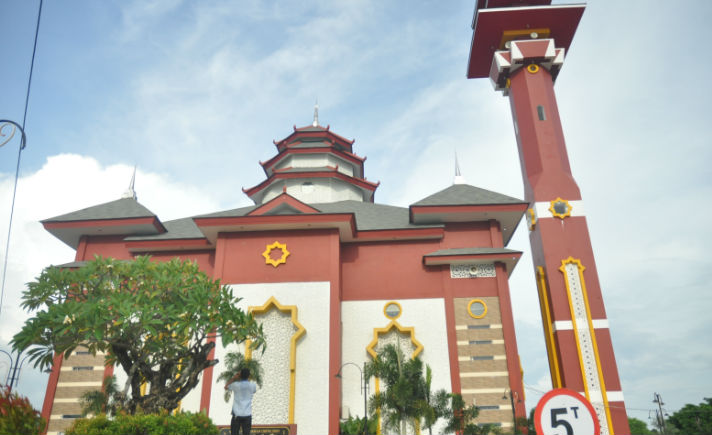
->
xmin=65 ymin=410 xmax=218 ymax=435
xmin=340 ymin=415 xmax=378 ymax=435
xmin=0 ymin=385 xmax=45 ymax=435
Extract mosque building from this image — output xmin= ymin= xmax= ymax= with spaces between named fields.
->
xmin=39 ymin=112 xmax=529 ymax=434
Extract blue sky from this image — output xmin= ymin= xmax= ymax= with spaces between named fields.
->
xmin=1 ymin=0 xmax=711 ymax=429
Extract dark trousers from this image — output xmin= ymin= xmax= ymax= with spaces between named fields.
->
xmin=231 ymin=414 xmax=252 ymax=435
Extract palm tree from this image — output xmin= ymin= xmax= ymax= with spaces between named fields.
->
xmin=364 ymin=344 xmax=426 ymax=435
xmin=217 ymin=351 xmax=263 ymax=403
xmin=79 ymin=375 xmax=125 ymax=417
xmin=417 ymin=365 xmax=450 ymax=435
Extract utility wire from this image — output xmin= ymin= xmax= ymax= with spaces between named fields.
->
xmin=0 ymin=0 xmax=43 ymax=322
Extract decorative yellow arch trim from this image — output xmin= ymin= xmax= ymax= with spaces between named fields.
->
xmin=367 ymin=318 xmax=423 ymax=434
xmin=559 ymin=257 xmax=614 ymax=434
xmin=246 ymin=296 xmax=306 ymax=424
xmin=549 ymin=197 xmax=572 ymax=219
xmin=262 ymin=241 xmax=290 ymax=267
xmin=366 ymin=320 xmax=423 ymax=359
xmin=527 ymin=64 xmax=540 ymax=74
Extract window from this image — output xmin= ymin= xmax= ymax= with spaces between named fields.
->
xmin=62 ymin=415 xmax=82 ymax=419
xmin=72 ymin=366 xmax=94 ymax=371
xmin=469 ymin=340 xmax=493 ymax=345
xmin=468 ymin=324 xmax=490 ymax=330
xmin=471 ymin=356 xmax=494 ymax=361
xmin=478 ymin=405 xmax=500 ymax=410
xmin=537 ymin=105 xmax=546 ymax=121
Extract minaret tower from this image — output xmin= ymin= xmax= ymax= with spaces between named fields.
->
xmin=466 ymin=2 xmax=629 ymax=434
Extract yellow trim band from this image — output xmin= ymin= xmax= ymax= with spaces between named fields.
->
xmin=559 ymin=258 xmax=615 ymax=434
xmin=536 ymin=266 xmax=562 ymax=388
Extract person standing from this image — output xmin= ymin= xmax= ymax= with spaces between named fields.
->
xmin=225 ymin=368 xmax=258 ymax=435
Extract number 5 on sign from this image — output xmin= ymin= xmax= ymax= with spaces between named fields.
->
xmin=535 ymin=389 xmax=600 ymax=435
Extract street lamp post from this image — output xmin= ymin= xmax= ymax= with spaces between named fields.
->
xmin=0 ymin=348 xmax=31 ymax=391
xmin=336 ymin=361 xmax=369 ymax=435
xmin=503 ymin=389 xmax=519 ymax=434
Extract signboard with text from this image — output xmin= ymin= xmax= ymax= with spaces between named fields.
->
xmin=534 ymin=389 xmax=600 ymax=435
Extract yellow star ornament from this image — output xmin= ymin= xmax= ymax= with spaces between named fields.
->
xmin=262 ymin=241 xmax=290 ymax=267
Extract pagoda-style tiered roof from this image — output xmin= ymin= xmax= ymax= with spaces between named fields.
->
xmin=244 ymin=123 xmax=378 ymax=204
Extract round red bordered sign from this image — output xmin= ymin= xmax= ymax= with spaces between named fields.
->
xmin=534 ymin=389 xmax=600 ymax=435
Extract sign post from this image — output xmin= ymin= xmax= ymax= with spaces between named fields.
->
xmin=535 ymin=389 xmax=600 ymax=435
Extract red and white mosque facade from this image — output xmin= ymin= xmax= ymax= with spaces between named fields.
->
xmin=38 ymin=3 xmax=632 ymax=434
xmin=40 ymin=120 xmax=530 ymax=434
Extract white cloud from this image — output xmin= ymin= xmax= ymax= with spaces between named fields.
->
xmin=0 ymin=154 xmax=222 ymax=408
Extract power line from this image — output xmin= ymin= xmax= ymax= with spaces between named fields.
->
xmin=0 ymin=0 xmax=43 ymax=323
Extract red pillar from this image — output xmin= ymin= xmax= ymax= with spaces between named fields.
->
xmin=494 ymin=39 xmax=629 ymax=435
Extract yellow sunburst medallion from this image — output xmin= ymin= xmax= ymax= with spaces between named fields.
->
xmin=262 ymin=241 xmax=290 ymax=267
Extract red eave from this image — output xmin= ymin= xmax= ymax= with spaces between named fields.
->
xmin=243 ymin=171 xmax=379 ymax=198
xmin=195 ymin=213 xmax=352 ymax=228
xmin=194 ymin=213 xmax=357 ymax=242
xmin=353 ymin=227 xmax=444 ymax=242
xmin=260 ymin=147 xmax=366 ymax=174
xmin=410 ymin=203 xmax=528 ymax=219
xmin=274 ymin=127 xmax=355 ymax=153
xmin=247 ymin=193 xmax=321 ymax=216
xmin=467 ymin=4 xmax=585 ymax=78
xmin=423 ymin=251 xmax=521 ymax=266
xmin=125 ymin=238 xmax=211 ymax=252
xmin=43 ymin=216 xmax=165 ymax=233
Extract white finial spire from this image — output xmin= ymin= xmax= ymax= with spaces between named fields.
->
xmin=312 ymin=99 xmax=319 ymax=127
xmin=454 ymin=151 xmax=466 ymax=184
xmin=122 ymin=165 xmax=137 ymax=200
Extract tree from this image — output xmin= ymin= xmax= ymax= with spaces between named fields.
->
xmin=628 ymin=417 xmax=653 ymax=434
xmin=0 ymin=385 xmax=45 ymax=435
xmin=79 ymin=375 xmax=124 ymax=417
xmin=364 ymin=344 xmax=427 ymax=435
xmin=442 ymin=392 xmax=494 ymax=435
xmin=216 ymin=351 xmax=263 ymax=402
xmin=11 ymin=256 xmax=265 ymax=414
xmin=417 ymin=365 xmax=450 ymax=435
xmin=527 ymin=408 xmax=537 ymax=435
xmin=667 ymin=398 xmax=712 ymax=435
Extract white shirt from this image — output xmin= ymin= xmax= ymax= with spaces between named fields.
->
xmin=227 ymin=380 xmax=257 ymax=417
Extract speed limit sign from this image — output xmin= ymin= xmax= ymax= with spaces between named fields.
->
xmin=534 ymin=389 xmax=600 ymax=435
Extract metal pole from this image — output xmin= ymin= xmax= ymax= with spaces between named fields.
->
xmin=362 ymin=361 xmax=368 ymax=435
xmin=654 ymin=393 xmax=666 ymax=435
xmin=509 ymin=391 xmax=516 ymax=434
xmin=0 ymin=349 xmax=11 ymax=386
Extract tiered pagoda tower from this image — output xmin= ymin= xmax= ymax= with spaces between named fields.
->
xmin=466 ymin=1 xmax=629 ymax=434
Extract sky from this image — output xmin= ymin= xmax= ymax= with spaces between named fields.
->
xmin=1 ymin=0 xmax=711 ymax=429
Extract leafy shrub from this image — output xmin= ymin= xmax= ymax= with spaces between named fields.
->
xmin=65 ymin=410 xmax=218 ymax=435
xmin=340 ymin=415 xmax=378 ymax=434
xmin=0 ymin=385 xmax=45 ymax=435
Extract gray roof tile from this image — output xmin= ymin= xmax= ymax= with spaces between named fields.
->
xmin=411 ymin=184 xmax=524 ymax=207
xmin=43 ymin=198 xmax=157 ymax=222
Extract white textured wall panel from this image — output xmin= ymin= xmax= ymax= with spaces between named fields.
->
xmin=341 ymin=298 xmax=451 ymax=433
xmin=209 ymin=282 xmax=330 ymax=435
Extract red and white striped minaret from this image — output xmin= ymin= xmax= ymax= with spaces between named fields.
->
xmin=467 ymin=2 xmax=629 ymax=434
